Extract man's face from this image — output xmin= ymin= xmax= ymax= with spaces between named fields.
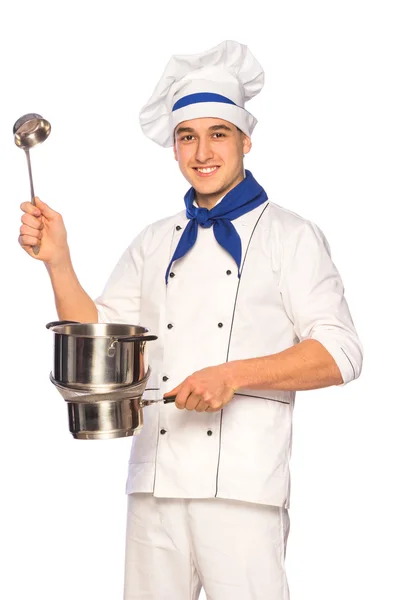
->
xmin=173 ymin=117 xmax=252 ymax=206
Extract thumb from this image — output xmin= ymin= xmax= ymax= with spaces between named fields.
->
xmin=163 ymin=384 xmax=181 ymax=399
xmin=34 ymin=197 xmax=58 ymax=219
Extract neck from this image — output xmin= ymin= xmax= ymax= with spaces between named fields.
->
xmin=196 ymin=193 xmax=225 ymax=210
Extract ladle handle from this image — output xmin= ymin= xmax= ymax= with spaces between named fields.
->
xmin=25 ymin=149 xmax=40 ymax=256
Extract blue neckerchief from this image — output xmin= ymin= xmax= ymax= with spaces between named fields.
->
xmin=165 ymin=170 xmax=268 ymax=283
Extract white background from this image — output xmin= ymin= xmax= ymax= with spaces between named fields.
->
xmin=1 ymin=1 xmax=399 ymax=598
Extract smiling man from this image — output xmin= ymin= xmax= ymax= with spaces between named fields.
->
xmin=19 ymin=40 xmax=363 ymax=600
xmin=173 ymin=120 xmax=251 ymax=208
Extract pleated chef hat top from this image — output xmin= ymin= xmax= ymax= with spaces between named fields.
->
xmin=139 ymin=40 xmax=265 ymax=148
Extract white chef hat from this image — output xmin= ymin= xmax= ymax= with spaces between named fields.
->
xmin=139 ymin=40 xmax=264 ymax=148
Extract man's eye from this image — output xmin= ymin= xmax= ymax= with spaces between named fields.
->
xmin=182 ymin=135 xmax=194 ymax=141
xmin=213 ymin=133 xmax=225 ymax=138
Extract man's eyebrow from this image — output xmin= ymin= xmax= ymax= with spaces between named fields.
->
xmin=175 ymin=126 xmax=196 ymax=135
xmin=208 ymin=124 xmax=233 ymax=132
xmin=175 ymin=124 xmax=234 ymax=136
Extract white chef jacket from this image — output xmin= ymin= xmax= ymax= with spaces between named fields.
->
xmin=95 ymin=200 xmax=362 ymax=508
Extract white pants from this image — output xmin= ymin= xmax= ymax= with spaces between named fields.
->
xmin=124 ymin=493 xmax=290 ymax=600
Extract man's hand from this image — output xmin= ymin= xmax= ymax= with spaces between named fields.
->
xmin=165 ymin=364 xmax=236 ymax=412
xmin=19 ymin=197 xmax=70 ymax=267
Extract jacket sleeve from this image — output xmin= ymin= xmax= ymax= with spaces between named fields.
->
xmin=278 ymin=220 xmax=363 ymax=385
xmin=94 ymin=227 xmax=148 ymax=325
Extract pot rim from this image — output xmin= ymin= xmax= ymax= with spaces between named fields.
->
xmin=46 ymin=321 xmax=152 ymax=339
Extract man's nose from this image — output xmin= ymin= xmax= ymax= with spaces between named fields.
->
xmin=195 ymin=138 xmax=214 ymax=163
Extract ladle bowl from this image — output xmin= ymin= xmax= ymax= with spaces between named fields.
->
xmin=13 ymin=113 xmax=51 ymax=149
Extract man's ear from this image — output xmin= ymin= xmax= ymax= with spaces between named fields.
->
xmin=243 ymin=134 xmax=252 ymax=156
xmin=173 ymin=143 xmax=178 ymax=162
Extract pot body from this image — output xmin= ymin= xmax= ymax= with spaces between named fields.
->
xmin=52 ymin=368 xmax=153 ymax=440
xmin=68 ymin=397 xmax=144 ymax=440
xmin=47 ymin=322 xmax=156 ymax=391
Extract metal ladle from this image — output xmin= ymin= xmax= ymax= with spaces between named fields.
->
xmin=13 ymin=113 xmax=51 ymax=255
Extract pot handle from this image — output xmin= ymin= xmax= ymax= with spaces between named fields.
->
xmin=163 ymin=396 xmax=176 ymax=404
xmin=114 ymin=334 xmax=158 ymax=343
xmin=46 ymin=320 xmax=80 ymax=329
xmin=141 ymin=395 xmax=176 ymax=406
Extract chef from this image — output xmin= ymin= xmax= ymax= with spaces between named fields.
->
xmin=19 ymin=40 xmax=363 ymax=600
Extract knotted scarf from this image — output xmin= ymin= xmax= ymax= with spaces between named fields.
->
xmin=165 ymin=170 xmax=268 ymax=283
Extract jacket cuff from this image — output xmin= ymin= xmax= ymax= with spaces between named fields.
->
xmin=309 ymin=334 xmax=362 ymax=386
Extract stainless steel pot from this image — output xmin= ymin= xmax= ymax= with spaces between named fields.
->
xmin=46 ymin=320 xmax=176 ymax=439
xmin=67 ymin=397 xmax=176 ymax=440
xmin=46 ymin=320 xmax=158 ymax=391
xmin=68 ymin=396 xmax=145 ymax=440
xmin=52 ymin=376 xmax=176 ymax=440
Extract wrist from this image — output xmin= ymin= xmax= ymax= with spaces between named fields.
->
xmin=221 ymin=361 xmax=242 ymax=391
xmin=222 ymin=357 xmax=270 ymax=391
xmin=45 ymin=251 xmax=73 ymax=274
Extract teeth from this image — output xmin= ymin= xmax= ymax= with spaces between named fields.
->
xmin=197 ymin=167 xmax=218 ymax=173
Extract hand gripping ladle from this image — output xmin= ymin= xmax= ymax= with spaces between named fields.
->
xmin=13 ymin=113 xmax=51 ymax=255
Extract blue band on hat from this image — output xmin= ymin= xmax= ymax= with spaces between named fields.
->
xmin=172 ymin=93 xmax=237 ymax=112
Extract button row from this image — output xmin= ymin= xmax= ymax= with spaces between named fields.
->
xmin=166 ymin=322 xmax=223 ymax=329
xmin=160 ymin=429 xmax=213 ymax=436
xmin=168 ymin=269 xmax=232 ymax=281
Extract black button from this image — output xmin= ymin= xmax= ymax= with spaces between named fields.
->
xmin=176 ymin=225 xmax=182 ymax=231
xmin=170 ymin=272 xmax=175 ymax=278
xmin=226 ymin=270 xmax=232 ymax=275
xmin=162 ymin=375 xmax=169 ymax=382
xmin=167 ymin=323 xmax=173 ymax=329
xmin=218 ymin=322 xmax=224 ymax=328
xmin=207 ymin=430 xmax=213 ymax=436
xmin=160 ymin=429 xmax=167 ymax=435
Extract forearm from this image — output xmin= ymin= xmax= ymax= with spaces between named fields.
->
xmin=45 ymin=256 xmax=98 ymax=323
xmin=225 ymin=339 xmax=343 ymax=392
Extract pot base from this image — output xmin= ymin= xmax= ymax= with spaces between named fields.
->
xmin=72 ymin=427 xmax=143 ymax=440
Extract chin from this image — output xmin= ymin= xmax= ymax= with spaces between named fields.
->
xmin=193 ymin=173 xmax=225 ymax=190
xmin=194 ymin=181 xmax=224 ymax=196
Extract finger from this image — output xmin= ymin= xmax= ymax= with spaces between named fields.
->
xmin=20 ymin=202 xmax=42 ymax=217
xmin=19 ymin=233 xmax=42 ymax=247
xmin=20 ymin=224 xmax=43 ymax=239
xmin=21 ymin=213 xmax=44 ymax=230
xmin=18 ymin=236 xmax=36 ymax=253
xmin=204 ymin=404 xmax=222 ymax=413
xmin=175 ymin=384 xmax=192 ymax=410
xmin=163 ymin=384 xmax=181 ymax=398
xmin=34 ymin=197 xmax=61 ymax=220
xmin=185 ymin=393 xmax=203 ymax=411
xmin=194 ymin=400 xmax=209 ymax=413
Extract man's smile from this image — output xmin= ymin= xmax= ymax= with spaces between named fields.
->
xmin=193 ymin=166 xmax=220 ymax=177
